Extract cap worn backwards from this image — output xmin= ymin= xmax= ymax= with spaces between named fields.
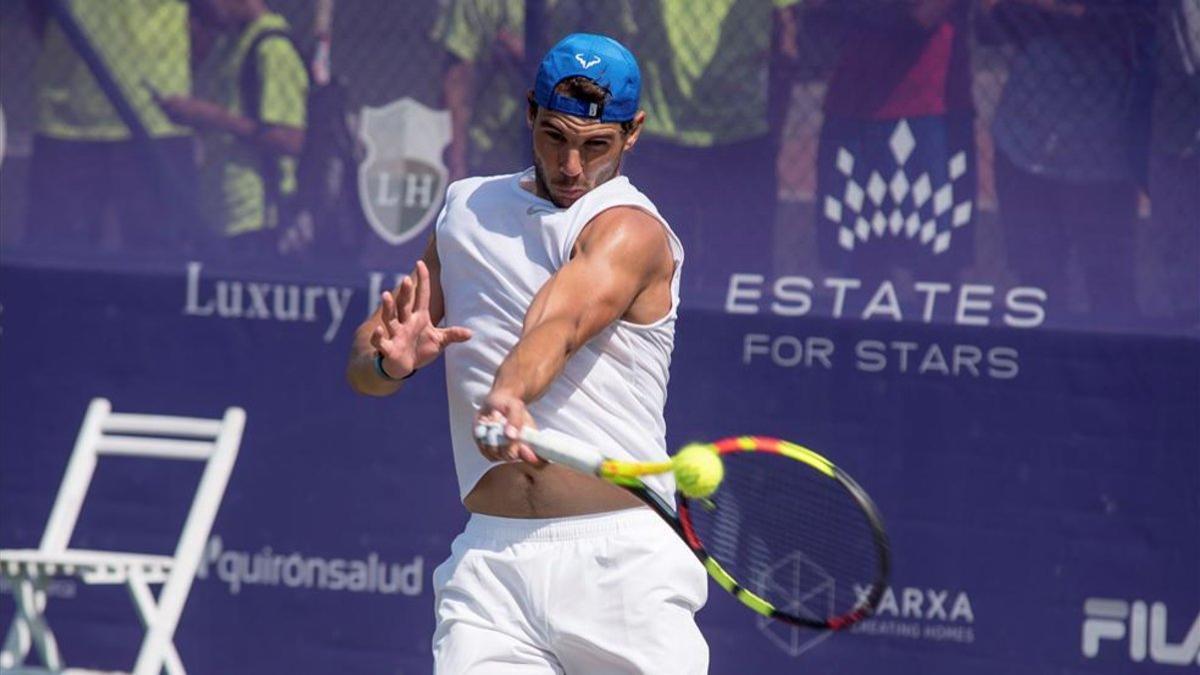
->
xmin=533 ymin=33 xmax=641 ymax=123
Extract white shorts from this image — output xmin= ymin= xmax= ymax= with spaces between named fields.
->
xmin=431 ymin=507 xmax=709 ymax=674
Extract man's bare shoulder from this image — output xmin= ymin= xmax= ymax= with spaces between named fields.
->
xmin=575 ymin=205 xmax=673 ymax=267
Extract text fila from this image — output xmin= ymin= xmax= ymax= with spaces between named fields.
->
xmin=1083 ymin=598 xmax=1200 ymax=666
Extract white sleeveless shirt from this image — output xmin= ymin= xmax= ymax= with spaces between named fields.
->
xmin=437 ymin=168 xmax=684 ymax=504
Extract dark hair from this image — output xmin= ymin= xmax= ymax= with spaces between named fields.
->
xmin=529 ymin=76 xmax=638 ymax=134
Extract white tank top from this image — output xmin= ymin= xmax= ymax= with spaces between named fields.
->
xmin=437 ymin=168 xmax=684 ymax=504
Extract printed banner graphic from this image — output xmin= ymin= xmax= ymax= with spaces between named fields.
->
xmin=1 ymin=263 xmax=1195 ymax=674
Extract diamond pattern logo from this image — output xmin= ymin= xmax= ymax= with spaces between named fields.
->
xmin=888 ymin=170 xmax=909 ymax=204
xmin=825 ymin=119 xmax=973 ymax=255
xmin=888 ymin=119 xmax=916 ymax=165
xmin=836 ymin=147 xmax=855 ymax=175
xmin=866 ymin=172 xmax=887 ymax=207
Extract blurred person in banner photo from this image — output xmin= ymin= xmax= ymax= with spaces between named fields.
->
xmin=813 ymin=0 xmax=977 ymax=284
xmin=432 ymin=0 xmax=614 ymax=181
xmin=156 ymin=0 xmax=309 ymax=263
xmin=618 ymin=0 xmax=802 ymax=307
xmin=23 ymin=0 xmax=195 ymax=258
xmin=986 ymin=0 xmax=1155 ymax=325
xmin=348 ymin=34 xmax=706 ymax=673
xmin=1149 ymin=0 xmax=1200 ymax=327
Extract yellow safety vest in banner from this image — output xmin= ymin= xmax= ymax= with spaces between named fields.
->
xmin=35 ymin=0 xmax=191 ymax=140
xmin=637 ymin=0 xmax=798 ymax=147
xmin=197 ymin=13 xmax=308 ymax=236
xmin=434 ymin=0 xmax=797 ymax=151
xmin=432 ymin=0 xmax=620 ymax=174
xmin=434 ymin=0 xmax=535 ymax=176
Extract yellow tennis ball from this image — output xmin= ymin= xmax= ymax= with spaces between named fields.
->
xmin=671 ymin=443 xmax=724 ymax=498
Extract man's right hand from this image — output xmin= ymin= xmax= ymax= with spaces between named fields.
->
xmin=371 ymin=260 xmax=472 ymax=378
xmin=474 ymin=391 xmax=542 ymax=465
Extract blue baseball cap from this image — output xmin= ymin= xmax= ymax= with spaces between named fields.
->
xmin=533 ymin=33 xmax=641 ymax=123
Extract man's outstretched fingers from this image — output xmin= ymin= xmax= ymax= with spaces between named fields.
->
xmin=407 ymin=265 xmax=422 ymax=316
xmin=379 ymin=291 xmax=395 ymax=325
xmin=381 ymin=292 xmax=405 ymax=337
xmin=415 ymin=260 xmax=432 ymax=312
xmin=439 ymin=326 xmax=473 ymax=345
xmin=395 ymin=277 xmax=414 ymax=323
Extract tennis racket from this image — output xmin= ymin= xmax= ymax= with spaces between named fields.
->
xmin=473 ymin=422 xmax=891 ymax=630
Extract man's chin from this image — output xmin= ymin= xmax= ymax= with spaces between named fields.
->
xmin=551 ymin=187 xmax=587 ymax=207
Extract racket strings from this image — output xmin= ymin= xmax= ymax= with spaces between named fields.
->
xmin=686 ymin=451 xmax=883 ymax=624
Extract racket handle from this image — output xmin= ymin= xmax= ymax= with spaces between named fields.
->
xmin=522 ymin=427 xmax=607 ymax=474
xmin=473 ymin=421 xmax=605 ymax=475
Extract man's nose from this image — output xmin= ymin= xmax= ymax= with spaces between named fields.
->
xmin=560 ymin=147 xmax=583 ymax=178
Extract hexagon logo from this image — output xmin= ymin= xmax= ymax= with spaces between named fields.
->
xmin=754 ymin=550 xmax=837 ymax=657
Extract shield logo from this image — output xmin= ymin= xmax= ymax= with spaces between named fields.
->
xmin=358 ymin=98 xmax=451 ymax=245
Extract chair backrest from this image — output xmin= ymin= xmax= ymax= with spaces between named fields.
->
xmin=39 ymin=398 xmax=246 ymax=567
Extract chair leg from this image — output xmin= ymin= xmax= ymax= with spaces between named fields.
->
xmin=127 ymin=571 xmax=186 ymax=675
xmin=9 ymin=573 xmax=63 ymax=670
xmin=0 ymin=585 xmax=32 ymax=669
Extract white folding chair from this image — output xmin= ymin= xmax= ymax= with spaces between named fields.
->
xmin=0 ymin=398 xmax=245 ymax=675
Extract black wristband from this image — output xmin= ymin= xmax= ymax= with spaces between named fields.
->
xmin=374 ymin=352 xmax=415 ymax=381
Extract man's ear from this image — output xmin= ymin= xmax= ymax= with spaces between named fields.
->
xmin=526 ymin=90 xmax=538 ymax=129
xmin=623 ymin=111 xmax=646 ymax=151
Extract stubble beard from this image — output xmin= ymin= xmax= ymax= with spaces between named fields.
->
xmin=533 ymin=151 xmax=625 ymax=209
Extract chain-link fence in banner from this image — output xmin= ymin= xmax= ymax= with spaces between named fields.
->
xmin=0 ymin=0 xmax=1196 ymax=324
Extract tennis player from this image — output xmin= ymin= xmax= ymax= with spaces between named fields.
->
xmin=346 ymin=33 xmax=704 ymax=674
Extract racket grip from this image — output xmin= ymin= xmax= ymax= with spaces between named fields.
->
xmin=473 ymin=421 xmax=606 ymax=475
xmin=522 ymin=427 xmax=606 ymax=475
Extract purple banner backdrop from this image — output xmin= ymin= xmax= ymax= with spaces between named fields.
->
xmin=1 ymin=1 xmax=1198 ymax=668
xmin=1 ymin=251 xmax=1196 ymax=673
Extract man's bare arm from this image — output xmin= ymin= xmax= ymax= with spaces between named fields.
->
xmin=346 ymin=235 xmax=470 ymax=396
xmin=155 ymin=95 xmax=306 ymax=156
xmin=255 ymin=124 xmax=306 ymax=156
xmin=475 ymin=207 xmax=674 ymax=461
